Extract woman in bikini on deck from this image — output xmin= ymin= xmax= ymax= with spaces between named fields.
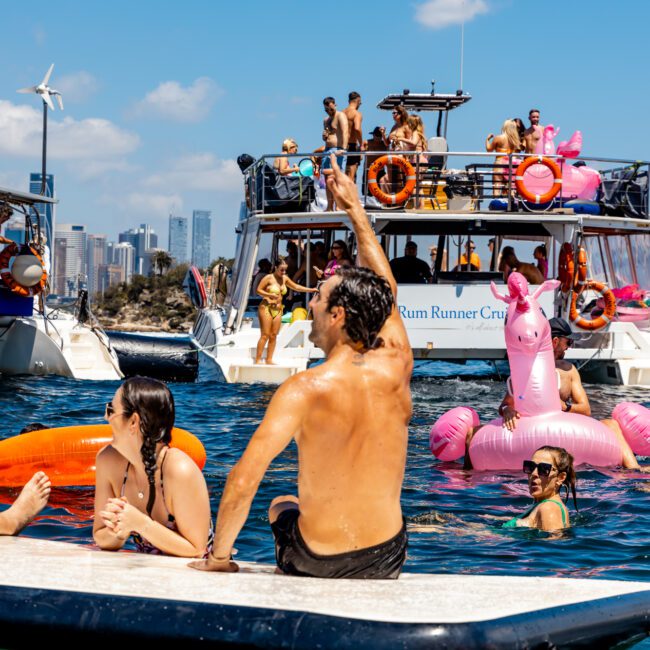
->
xmin=485 ymin=119 xmax=522 ymax=196
xmin=255 ymin=256 xmax=315 ymax=365
xmin=94 ymin=376 xmax=213 ymax=557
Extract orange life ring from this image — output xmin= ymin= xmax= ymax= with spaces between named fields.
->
xmin=515 ymin=156 xmax=562 ymax=204
xmin=569 ymin=280 xmax=616 ymax=331
xmin=0 ymin=243 xmax=47 ymax=297
xmin=0 ymin=424 xmax=206 ymax=487
xmin=558 ymin=243 xmax=588 ymax=293
xmin=367 ymin=155 xmax=416 ymax=205
xmin=574 ymin=246 xmax=588 ymax=292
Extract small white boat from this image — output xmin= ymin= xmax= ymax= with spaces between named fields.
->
xmin=0 ymin=186 xmax=122 ymax=380
xmin=0 ymin=536 xmax=647 ymax=646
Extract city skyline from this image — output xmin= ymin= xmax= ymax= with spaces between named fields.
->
xmin=191 ymin=209 xmax=211 ymax=269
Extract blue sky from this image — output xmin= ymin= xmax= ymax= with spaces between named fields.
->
xmin=0 ymin=0 xmax=648 ymax=258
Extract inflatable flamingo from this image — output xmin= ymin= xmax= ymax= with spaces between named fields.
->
xmin=429 ymin=273 xmax=650 ymax=470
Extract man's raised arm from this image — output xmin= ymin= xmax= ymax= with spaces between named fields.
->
xmin=325 ymin=155 xmax=409 ymax=351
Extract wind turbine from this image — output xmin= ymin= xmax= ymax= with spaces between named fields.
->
xmin=17 ymin=63 xmax=64 ymax=195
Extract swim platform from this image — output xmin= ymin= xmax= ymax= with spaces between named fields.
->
xmin=0 ymin=537 xmax=647 ymax=647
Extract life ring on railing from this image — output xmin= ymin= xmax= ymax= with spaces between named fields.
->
xmin=367 ymin=155 xmax=416 ymax=205
xmin=0 ymin=243 xmax=47 ymax=297
xmin=558 ymin=243 xmax=588 ymax=293
xmin=515 ymin=155 xmax=562 ymax=204
xmin=570 ymin=280 xmax=616 ymax=330
xmin=574 ymin=246 xmax=588 ymax=292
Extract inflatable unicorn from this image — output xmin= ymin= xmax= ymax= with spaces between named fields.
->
xmin=429 ymin=273 xmax=650 ymax=470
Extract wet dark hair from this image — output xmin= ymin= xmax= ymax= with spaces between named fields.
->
xmin=326 ymin=267 xmax=394 ymax=350
xmin=348 ymin=91 xmax=360 ymax=102
xmin=120 ymin=377 xmax=175 ymax=517
xmin=535 ymin=445 xmax=578 ymax=510
xmin=323 ymin=96 xmax=335 ymax=107
xmin=19 ymin=423 xmax=47 ymax=434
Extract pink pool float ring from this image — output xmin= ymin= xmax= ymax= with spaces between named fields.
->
xmin=429 ymin=273 xmax=648 ymax=469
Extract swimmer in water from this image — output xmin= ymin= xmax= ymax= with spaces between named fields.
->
xmin=255 ymin=257 xmax=315 ymax=365
xmin=502 ymin=445 xmax=576 ymax=532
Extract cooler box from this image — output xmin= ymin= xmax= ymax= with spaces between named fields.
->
xmin=0 ymin=288 xmax=33 ymax=317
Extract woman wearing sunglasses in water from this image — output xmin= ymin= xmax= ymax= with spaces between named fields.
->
xmin=503 ymin=445 xmax=577 ymax=532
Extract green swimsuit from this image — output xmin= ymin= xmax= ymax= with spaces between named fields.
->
xmin=502 ymin=498 xmax=568 ymax=529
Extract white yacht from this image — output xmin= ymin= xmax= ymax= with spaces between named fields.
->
xmin=0 ymin=186 xmax=122 ymax=380
xmin=191 ymin=88 xmax=650 ymax=386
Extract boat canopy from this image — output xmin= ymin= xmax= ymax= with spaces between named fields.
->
xmin=377 ymin=91 xmax=471 ymax=112
xmin=0 ymin=186 xmax=57 ymax=207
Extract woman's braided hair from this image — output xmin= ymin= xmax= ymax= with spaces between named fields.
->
xmin=326 ymin=266 xmax=394 ymax=350
xmin=536 ymin=445 xmax=578 ymax=510
xmin=121 ymin=377 xmax=175 ymax=516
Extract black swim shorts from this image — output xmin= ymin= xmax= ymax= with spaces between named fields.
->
xmin=271 ymin=509 xmax=407 ymax=579
xmin=346 ymin=143 xmax=361 ymax=168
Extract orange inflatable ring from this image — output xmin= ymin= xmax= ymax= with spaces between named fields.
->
xmin=569 ymin=280 xmax=616 ymax=331
xmin=0 ymin=424 xmax=206 ymax=487
xmin=0 ymin=242 xmax=47 ymax=297
xmin=367 ymin=155 xmax=416 ymax=205
xmin=574 ymin=246 xmax=588 ymax=292
xmin=515 ymin=155 xmax=562 ymax=204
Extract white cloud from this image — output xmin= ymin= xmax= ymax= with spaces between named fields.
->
xmin=123 ymin=192 xmax=184 ymax=215
xmin=131 ymin=77 xmax=223 ymax=123
xmin=0 ymin=100 xmax=139 ymax=161
xmin=55 ymin=71 xmax=99 ymax=102
xmin=415 ymin=0 xmax=489 ymax=29
xmin=143 ymin=153 xmax=241 ymax=192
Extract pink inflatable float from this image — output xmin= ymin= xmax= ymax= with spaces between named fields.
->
xmin=429 ymin=273 xmax=650 ymax=469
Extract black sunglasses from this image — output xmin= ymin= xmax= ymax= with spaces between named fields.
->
xmin=523 ymin=460 xmax=556 ymax=478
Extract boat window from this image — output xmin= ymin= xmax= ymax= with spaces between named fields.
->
xmin=630 ymin=234 xmax=650 ymax=290
xmin=584 ymin=236 xmax=608 ymax=285
xmin=606 ymin=235 xmax=634 ymax=288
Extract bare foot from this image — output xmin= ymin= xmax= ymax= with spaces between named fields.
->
xmin=4 ymin=472 xmax=51 ymax=535
xmin=265 ymin=360 xmax=276 ymax=365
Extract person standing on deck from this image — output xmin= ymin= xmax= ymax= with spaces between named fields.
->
xmin=344 ymin=92 xmax=363 ymax=182
xmin=524 ymin=108 xmax=544 ymax=153
xmin=190 ymin=155 xmax=413 ymax=579
xmin=321 ymin=97 xmax=348 ymax=211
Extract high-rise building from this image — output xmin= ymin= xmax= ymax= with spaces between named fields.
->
xmin=118 ymin=224 xmax=158 ymax=274
xmin=2 ymin=216 xmax=26 ymax=245
xmin=29 ymin=173 xmax=55 ymax=247
xmin=112 ymin=242 xmax=136 ymax=283
xmin=98 ymin=264 xmax=124 ymax=293
xmin=168 ymin=214 xmax=188 ymax=264
xmin=86 ymin=234 xmax=107 ymax=297
xmin=53 ymin=224 xmax=86 ymax=297
xmin=191 ymin=210 xmax=212 ymax=269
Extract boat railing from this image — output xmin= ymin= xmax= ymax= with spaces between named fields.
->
xmin=242 ymin=151 xmax=649 ymax=219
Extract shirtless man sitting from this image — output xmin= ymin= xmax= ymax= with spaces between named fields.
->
xmin=343 ymin=91 xmax=363 ymax=182
xmin=190 ymin=154 xmax=413 ymax=578
xmin=524 ymin=108 xmax=543 ymax=154
xmin=465 ymin=318 xmax=643 ymax=471
xmin=321 ymin=97 xmax=349 ymax=211
xmin=499 ymin=246 xmax=544 ymax=285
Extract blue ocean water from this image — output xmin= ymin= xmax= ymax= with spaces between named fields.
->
xmin=1 ymin=364 xmax=649 ymax=584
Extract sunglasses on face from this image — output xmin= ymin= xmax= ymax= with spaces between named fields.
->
xmin=523 ymin=460 xmax=556 ymax=478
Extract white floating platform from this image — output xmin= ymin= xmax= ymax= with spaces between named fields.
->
xmin=1 ymin=537 xmax=648 ymax=647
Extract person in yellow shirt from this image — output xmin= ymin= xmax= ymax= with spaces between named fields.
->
xmin=458 ymin=240 xmax=481 ymax=270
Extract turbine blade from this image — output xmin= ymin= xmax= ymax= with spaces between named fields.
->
xmin=42 ymin=63 xmax=54 ymax=86
xmin=55 ymin=94 xmax=64 ymax=110
xmin=17 ymin=86 xmax=38 ymax=94
xmin=41 ymin=91 xmax=54 ymax=111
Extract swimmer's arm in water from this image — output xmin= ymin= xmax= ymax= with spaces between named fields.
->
xmin=93 ymin=446 xmax=128 ymax=550
xmin=189 ymin=376 xmax=304 ymax=573
xmin=325 ymin=155 xmax=411 ymax=353
xmin=285 ymin=277 xmax=316 ymax=293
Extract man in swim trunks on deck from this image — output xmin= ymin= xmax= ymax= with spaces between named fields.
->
xmin=190 ymin=155 xmax=412 ymax=579
xmin=321 ymin=97 xmax=349 ymax=211
xmin=465 ymin=318 xmax=644 ymax=471
xmin=343 ymin=91 xmax=363 ymax=182
xmin=524 ymin=108 xmax=543 ymax=154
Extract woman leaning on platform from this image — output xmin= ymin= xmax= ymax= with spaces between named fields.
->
xmin=93 ymin=376 xmax=213 ymax=557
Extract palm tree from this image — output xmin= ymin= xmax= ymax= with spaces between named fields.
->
xmin=152 ymin=250 xmax=173 ymax=276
